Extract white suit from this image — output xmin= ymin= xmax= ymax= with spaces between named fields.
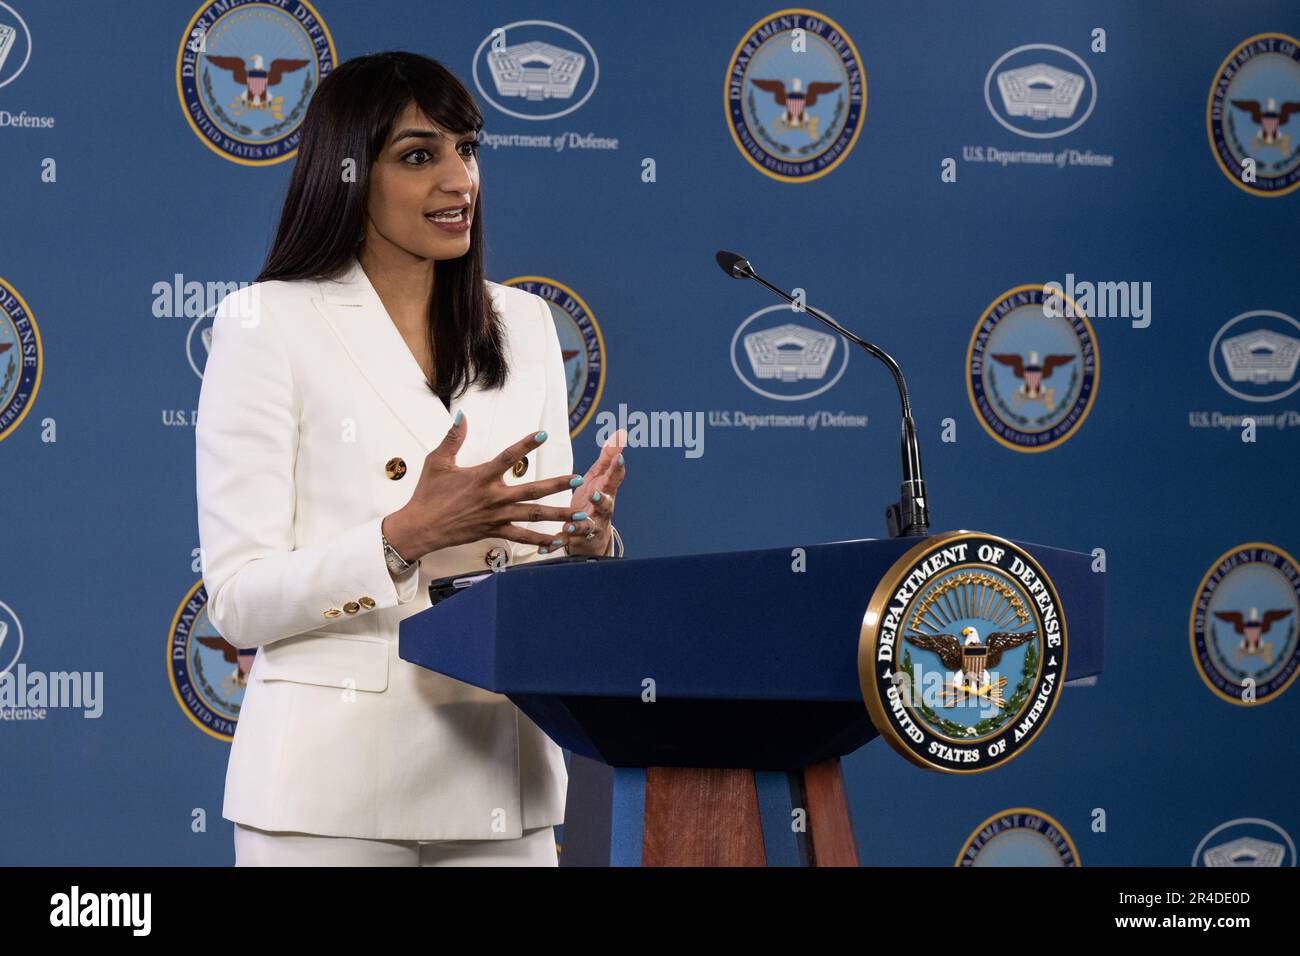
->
xmin=195 ymin=257 xmax=601 ymax=841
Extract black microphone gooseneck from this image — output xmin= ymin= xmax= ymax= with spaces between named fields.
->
xmin=714 ymin=250 xmax=930 ymax=538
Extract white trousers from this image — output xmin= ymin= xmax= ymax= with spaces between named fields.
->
xmin=234 ymin=822 xmax=559 ymax=867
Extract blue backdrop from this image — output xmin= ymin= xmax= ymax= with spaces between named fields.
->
xmin=1 ymin=0 xmax=1297 ymax=866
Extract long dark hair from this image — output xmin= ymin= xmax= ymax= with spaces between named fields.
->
xmin=257 ymin=51 xmax=506 ymax=402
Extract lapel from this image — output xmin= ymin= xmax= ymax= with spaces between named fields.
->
xmin=310 ymin=256 xmax=502 ymax=455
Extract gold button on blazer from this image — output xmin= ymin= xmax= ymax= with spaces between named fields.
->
xmin=195 ymin=256 xmax=603 ymax=841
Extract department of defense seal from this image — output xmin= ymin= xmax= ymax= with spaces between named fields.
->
xmin=504 ymin=276 xmax=604 ymax=437
xmin=0 ymin=277 xmax=42 ymax=442
xmin=859 ymin=530 xmax=1067 ymax=773
xmin=1207 ymin=33 xmax=1300 ymax=197
xmin=967 ymin=284 xmax=1099 ymax=453
xmin=1190 ymin=542 xmax=1300 ymax=706
xmin=176 ymin=0 xmax=336 ymax=166
xmin=168 ymin=581 xmax=249 ymax=741
xmin=956 ymin=807 xmax=1081 ymax=866
xmin=724 ymin=8 xmax=866 ymax=182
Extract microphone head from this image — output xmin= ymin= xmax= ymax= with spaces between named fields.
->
xmin=714 ymin=250 xmax=753 ymax=279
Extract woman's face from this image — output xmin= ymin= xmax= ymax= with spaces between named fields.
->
xmin=364 ymin=101 xmax=480 ymax=261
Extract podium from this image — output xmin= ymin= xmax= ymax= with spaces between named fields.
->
xmin=399 ymin=534 xmax=1104 ymax=866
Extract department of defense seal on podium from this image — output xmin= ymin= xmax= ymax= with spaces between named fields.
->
xmin=859 ymin=531 xmax=1067 ymax=773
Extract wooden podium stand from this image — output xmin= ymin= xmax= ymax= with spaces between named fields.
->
xmin=640 ymin=762 xmax=856 ymax=867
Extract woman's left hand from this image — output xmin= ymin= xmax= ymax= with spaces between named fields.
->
xmin=562 ymin=429 xmax=626 ymax=556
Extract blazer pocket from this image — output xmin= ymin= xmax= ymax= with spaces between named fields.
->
xmin=254 ymin=632 xmax=390 ymax=693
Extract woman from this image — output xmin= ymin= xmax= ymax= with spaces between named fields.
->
xmin=195 ymin=51 xmax=626 ymax=866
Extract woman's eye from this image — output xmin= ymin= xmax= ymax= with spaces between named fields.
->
xmin=403 ymin=149 xmax=432 ymax=165
xmin=459 ymin=140 xmax=479 ymax=157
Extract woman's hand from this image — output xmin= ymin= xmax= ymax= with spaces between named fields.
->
xmin=561 ymin=429 xmax=627 ymax=556
xmin=381 ymin=412 xmax=586 ymax=560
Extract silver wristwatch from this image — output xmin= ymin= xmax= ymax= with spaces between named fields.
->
xmin=382 ymin=532 xmax=416 ymax=576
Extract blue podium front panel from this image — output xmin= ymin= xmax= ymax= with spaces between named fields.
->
xmin=400 ymin=535 xmax=1102 ymax=768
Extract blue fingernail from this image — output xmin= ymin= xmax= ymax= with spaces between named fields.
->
xmin=566 ymin=523 xmax=575 ymax=533
xmin=539 ymin=547 xmax=549 ymax=554
xmin=551 ymin=539 xmax=562 ymax=547
xmin=534 ymin=431 xmax=547 ymax=442
xmin=591 ymin=491 xmax=602 ymax=503
xmin=454 ymin=409 xmax=463 ymax=425
xmin=569 ymin=476 xmax=584 ymax=487
xmin=617 ymin=454 xmax=624 ymax=466
xmin=572 ymin=512 xmax=588 ymax=521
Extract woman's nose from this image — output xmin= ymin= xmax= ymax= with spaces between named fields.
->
xmin=437 ymin=158 xmax=474 ymax=194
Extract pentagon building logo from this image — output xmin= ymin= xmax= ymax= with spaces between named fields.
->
xmin=730 ymin=307 xmax=849 ymax=401
xmin=997 ymin=63 xmax=1085 ymax=121
xmin=1194 ymin=818 xmax=1296 ymax=867
xmin=486 ymin=39 xmax=585 ymax=102
xmin=0 ymin=0 xmax=32 ymax=90
xmin=1220 ymin=329 xmax=1300 ymax=385
xmin=0 ymin=0 xmax=33 ymax=91
xmin=1209 ymin=310 xmax=1300 ymax=402
xmin=984 ymin=43 xmax=1097 ymax=139
xmin=1204 ymin=837 xmax=1287 ymax=867
xmin=0 ymin=22 xmax=15 ymax=74
xmin=473 ymin=21 xmax=599 ymax=121
xmin=744 ymin=323 xmax=837 ymax=383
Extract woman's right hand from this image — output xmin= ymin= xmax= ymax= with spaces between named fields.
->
xmin=380 ymin=411 xmax=584 ymax=561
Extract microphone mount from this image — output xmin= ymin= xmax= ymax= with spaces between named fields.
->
xmin=715 ymin=250 xmax=930 ymax=538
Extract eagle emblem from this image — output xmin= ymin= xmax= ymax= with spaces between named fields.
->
xmin=195 ymin=635 xmax=255 ymax=695
xmin=906 ymin=625 xmax=1037 ymax=709
xmin=991 ymin=350 xmax=1076 ymax=412
xmin=1213 ymin=606 xmax=1293 ymax=665
xmin=750 ymin=77 xmax=842 ymax=140
xmin=1231 ymin=98 xmax=1300 ymax=158
xmin=205 ymin=53 xmax=309 ymax=119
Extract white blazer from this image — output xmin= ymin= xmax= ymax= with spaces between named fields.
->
xmin=195 ymin=256 xmax=601 ymax=841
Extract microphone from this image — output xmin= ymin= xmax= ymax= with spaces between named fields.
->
xmin=714 ymin=250 xmax=931 ymax=538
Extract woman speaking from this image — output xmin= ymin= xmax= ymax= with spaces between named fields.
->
xmin=195 ymin=51 xmax=626 ymax=866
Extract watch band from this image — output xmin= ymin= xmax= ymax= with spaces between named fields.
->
xmin=382 ymin=532 xmax=416 ymax=576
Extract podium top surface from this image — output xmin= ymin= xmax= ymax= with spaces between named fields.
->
xmin=399 ymin=534 xmax=1104 ymax=703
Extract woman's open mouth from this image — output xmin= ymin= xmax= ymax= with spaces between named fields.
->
xmin=425 ymin=205 xmax=471 ymax=234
